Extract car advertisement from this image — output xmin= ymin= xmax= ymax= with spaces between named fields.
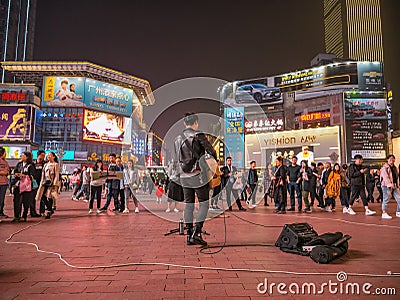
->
xmin=82 ymin=109 xmax=129 ymax=145
xmin=357 ymin=62 xmax=384 ymax=91
xmin=345 ymin=97 xmax=387 ymax=160
xmin=221 ymin=79 xmax=283 ymax=107
xmin=0 ymin=106 xmax=31 ymax=141
xmin=42 ymin=77 xmax=137 ymax=116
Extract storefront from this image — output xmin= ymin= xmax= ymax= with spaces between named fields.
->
xmin=221 ymin=61 xmax=388 ymax=169
xmin=0 ymin=62 xmax=155 ymax=168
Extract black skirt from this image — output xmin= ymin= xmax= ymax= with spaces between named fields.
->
xmin=167 ymin=181 xmax=184 ymax=202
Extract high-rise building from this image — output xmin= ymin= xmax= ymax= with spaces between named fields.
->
xmin=0 ymin=0 xmax=37 ymax=82
xmin=324 ymin=0 xmax=384 ymax=62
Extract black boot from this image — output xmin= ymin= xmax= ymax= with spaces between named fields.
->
xmin=186 ymin=224 xmax=195 ymax=245
xmin=189 ymin=223 xmax=207 ymax=246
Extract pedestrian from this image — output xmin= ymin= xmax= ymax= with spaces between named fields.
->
xmin=316 ymin=162 xmax=325 ymax=208
xmin=210 ymin=161 xmax=224 ymax=210
xmin=123 ymin=160 xmax=140 ymax=213
xmin=35 ymin=152 xmax=60 ymax=219
xmin=272 ymin=156 xmax=288 ymax=214
xmin=221 ymin=157 xmax=246 ymax=211
xmin=166 ymin=152 xmax=183 ymax=213
xmin=116 ymin=157 xmax=125 ymax=212
xmin=70 ymin=169 xmax=81 ymax=200
xmin=348 ymin=154 xmax=376 ymax=216
xmin=287 ymin=156 xmax=302 ymax=212
xmin=319 ymin=162 xmax=332 ymax=210
xmin=74 ymin=165 xmax=90 ymax=202
xmin=0 ymin=147 xmax=10 ymax=219
xmin=262 ymin=164 xmax=273 ymax=206
xmin=30 ymin=150 xmax=45 ymax=217
xmin=380 ymin=155 xmax=400 ymax=219
xmin=325 ymin=163 xmax=341 ymax=212
xmin=340 ymin=164 xmax=354 ymax=214
xmin=100 ymin=154 xmax=120 ymax=212
xmin=11 ymin=151 xmax=36 ymax=222
xmin=366 ymin=168 xmax=376 ymax=203
xmin=309 ymin=162 xmax=319 ymax=207
xmin=89 ymin=160 xmax=105 ymax=214
xmin=299 ymin=160 xmax=313 ymax=213
xmin=375 ymin=170 xmax=383 ymax=203
xmin=175 ymin=112 xmax=217 ymax=246
xmin=246 ymin=161 xmax=258 ymax=209
xmin=156 ymin=182 xmax=164 ymax=203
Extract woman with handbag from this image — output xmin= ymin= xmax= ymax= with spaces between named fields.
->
xmin=272 ymin=157 xmax=288 ymax=214
xmin=11 ymin=151 xmax=36 ymax=222
xmin=35 ymin=152 xmax=60 ymax=219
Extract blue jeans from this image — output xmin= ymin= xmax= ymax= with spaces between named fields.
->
xmin=287 ymin=181 xmax=302 ymax=209
xmin=382 ymin=186 xmax=400 ymax=212
xmin=0 ymin=185 xmax=8 ymax=215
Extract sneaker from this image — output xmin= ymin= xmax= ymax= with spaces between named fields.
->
xmin=0 ymin=213 xmax=9 ymax=219
xmin=88 ymin=209 xmax=93 ymax=214
xmin=165 ymin=208 xmax=171 ymax=213
xmin=304 ymin=208 xmax=311 ymax=213
xmin=96 ymin=209 xmax=101 ymax=214
xmin=324 ymin=207 xmax=332 ymax=212
xmin=134 ymin=207 xmax=139 ymax=213
xmin=100 ymin=207 xmax=107 ymax=212
xmin=83 ymin=199 xmax=89 ymax=203
xmin=174 ymin=208 xmax=179 ymax=213
xmin=382 ymin=213 xmax=392 ymax=219
xmin=343 ymin=207 xmax=349 ymax=214
xmin=250 ymin=204 xmax=257 ymax=209
xmin=209 ymin=207 xmax=214 ymax=211
xmin=347 ymin=207 xmax=356 ymax=215
xmin=122 ymin=208 xmax=129 ymax=214
xmin=365 ymin=209 xmax=376 ymax=216
xmin=396 ymin=212 xmax=400 ymax=218
xmin=287 ymin=207 xmax=295 ymax=211
xmin=72 ymin=197 xmax=78 ymax=201
xmin=214 ymin=206 xmax=221 ymax=210
xmin=239 ymin=207 xmax=247 ymax=211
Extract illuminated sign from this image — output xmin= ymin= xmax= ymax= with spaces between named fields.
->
xmin=82 ymin=109 xmax=129 ymax=145
xmin=32 ymin=150 xmax=74 ymax=161
xmin=224 ymin=107 xmax=245 ymax=168
xmin=300 ymin=112 xmax=331 ymax=122
xmin=0 ymin=106 xmax=31 ymax=141
xmin=245 ymin=117 xmax=284 ymax=134
xmin=1 ymin=92 xmax=26 ymax=101
xmin=42 ymin=77 xmax=137 ymax=116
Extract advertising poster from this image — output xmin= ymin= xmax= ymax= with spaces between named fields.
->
xmin=3 ymin=146 xmax=27 ymax=159
xmin=42 ymin=77 xmax=85 ymax=107
xmin=357 ymin=62 xmax=384 ymax=91
xmin=0 ymin=106 xmax=31 ymax=141
xmin=224 ymin=107 xmax=245 ymax=169
xmin=85 ymin=78 xmax=135 ymax=116
xmin=221 ymin=80 xmax=282 ymax=107
xmin=32 ymin=150 xmax=74 ymax=161
xmin=345 ymin=97 xmax=387 ymax=160
xmin=83 ymin=109 xmax=128 ymax=145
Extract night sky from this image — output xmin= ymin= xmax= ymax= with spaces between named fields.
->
xmin=33 ymin=0 xmax=399 ymax=136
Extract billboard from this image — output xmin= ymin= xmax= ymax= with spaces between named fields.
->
xmin=344 ymin=97 xmax=388 ymax=160
xmin=0 ymin=106 xmax=31 ymax=141
xmin=42 ymin=77 xmax=85 ymax=107
xmin=224 ymin=107 xmax=245 ymax=168
xmin=357 ymin=62 xmax=384 ymax=90
xmin=42 ymin=77 xmax=137 ymax=116
xmin=32 ymin=150 xmax=74 ymax=161
xmin=221 ymin=80 xmax=282 ymax=107
xmin=82 ymin=109 xmax=129 ymax=145
xmin=85 ymin=78 xmax=136 ymax=116
xmin=3 ymin=146 xmax=27 ymax=159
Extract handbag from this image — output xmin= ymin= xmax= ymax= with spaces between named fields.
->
xmin=32 ymin=177 xmax=39 ymax=189
xmin=232 ymin=177 xmax=243 ymax=190
xmin=43 ymin=179 xmax=52 ymax=187
xmin=19 ymin=175 xmax=32 ymax=193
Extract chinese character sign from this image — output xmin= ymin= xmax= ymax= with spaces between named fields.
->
xmin=0 ymin=106 xmax=31 ymax=141
xmin=224 ymin=107 xmax=245 ymax=168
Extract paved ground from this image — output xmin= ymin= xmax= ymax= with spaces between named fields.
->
xmin=0 ymin=190 xmax=399 ymax=299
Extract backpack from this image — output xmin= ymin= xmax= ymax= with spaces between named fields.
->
xmin=179 ymin=133 xmax=199 ymax=173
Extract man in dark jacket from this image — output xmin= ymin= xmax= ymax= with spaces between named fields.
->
xmin=286 ymin=156 xmax=301 ymax=211
xmin=247 ymin=161 xmax=258 ymax=208
xmin=100 ymin=154 xmax=121 ymax=212
xmin=175 ymin=113 xmax=217 ymax=246
xmin=348 ymin=154 xmax=376 ymax=216
xmin=221 ymin=157 xmax=246 ymax=211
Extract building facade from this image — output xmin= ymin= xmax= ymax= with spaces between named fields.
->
xmin=0 ymin=0 xmax=37 ymax=82
xmin=220 ymin=61 xmax=388 ymax=170
xmin=324 ymin=0 xmax=384 ymax=62
xmin=0 ymin=61 xmax=155 ymax=171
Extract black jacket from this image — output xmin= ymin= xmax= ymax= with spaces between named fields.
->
xmin=348 ymin=163 xmax=365 ymax=186
xmin=247 ymin=169 xmax=258 ymax=185
xmin=221 ymin=165 xmax=237 ymax=186
xmin=174 ymin=127 xmax=217 ymax=173
xmin=13 ymin=161 xmax=36 ymax=189
xmin=366 ymin=173 xmax=375 ymax=188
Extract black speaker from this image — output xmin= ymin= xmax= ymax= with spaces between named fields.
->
xmin=275 ymin=223 xmax=318 ymax=250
